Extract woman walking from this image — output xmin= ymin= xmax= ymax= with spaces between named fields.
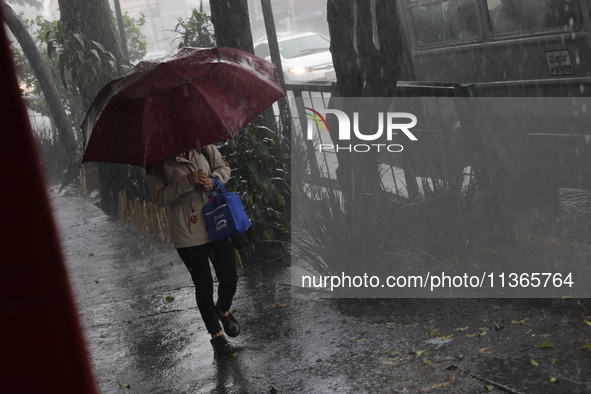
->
xmin=146 ymin=145 xmax=241 ymax=356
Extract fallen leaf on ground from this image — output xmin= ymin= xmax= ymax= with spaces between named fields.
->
xmin=550 ymin=377 xmax=558 ymax=383
xmin=165 ymin=296 xmax=175 ymax=302
xmin=581 ymin=343 xmax=591 ymax=352
xmin=273 ymin=301 xmax=285 ymax=308
xmin=531 ymin=358 xmax=540 ymax=367
xmin=479 ymin=348 xmax=490 ymax=354
xmin=455 ymin=326 xmax=469 ymax=332
xmin=420 ymin=381 xmax=451 ymax=392
xmin=118 ymin=382 xmax=130 ymax=389
xmin=537 ymin=341 xmax=555 ymax=349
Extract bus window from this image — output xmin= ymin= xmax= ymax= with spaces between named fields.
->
xmin=410 ymin=0 xmax=482 ymax=46
xmin=486 ymin=0 xmax=579 ymax=35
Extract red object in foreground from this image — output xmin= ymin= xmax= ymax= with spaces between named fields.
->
xmin=0 ymin=6 xmax=98 ymax=394
xmin=82 ymin=47 xmax=285 ymax=167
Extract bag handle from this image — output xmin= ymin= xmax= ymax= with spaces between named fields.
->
xmin=206 ymin=178 xmax=229 ymax=203
xmin=210 ymin=177 xmax=229 ymax=194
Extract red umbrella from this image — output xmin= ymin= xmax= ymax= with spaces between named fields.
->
xmin=81 ymin=47 xmax=284 ymax=167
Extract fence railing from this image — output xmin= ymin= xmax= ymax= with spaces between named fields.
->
xmin=118 ymin=190 xmax=170 ymax=242
xmin=285 ymin=81 xmax=478 ymax=204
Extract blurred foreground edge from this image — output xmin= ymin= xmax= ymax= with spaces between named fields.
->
xmin=0 ymin=6 xmax=98 ymax=394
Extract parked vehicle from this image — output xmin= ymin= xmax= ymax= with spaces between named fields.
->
xmin=395 ymin=0 xmax=591 ymax=191
xmin=254 ymin=32 xmax=336 ymax=83
xmin=398 ymin=0 xmax=590 ymax=97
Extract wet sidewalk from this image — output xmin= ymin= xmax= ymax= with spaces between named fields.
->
xmin=53 ymin=193 xmax=591 ymax=393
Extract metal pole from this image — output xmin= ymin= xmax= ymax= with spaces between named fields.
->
xmin=113 ymin=0 xmax=130 ymax=62
xmin=260 ymin=0 xmax=292 ymax=150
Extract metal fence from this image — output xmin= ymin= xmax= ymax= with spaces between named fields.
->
xmin=284 ymin=82 xmax=472 ymax=202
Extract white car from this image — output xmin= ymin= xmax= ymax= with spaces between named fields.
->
xmin=254 ymin=32 xmax=336 ymax=83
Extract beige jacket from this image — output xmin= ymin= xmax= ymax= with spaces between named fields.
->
xmin=146 ymin=145 xmax=231 ymax=248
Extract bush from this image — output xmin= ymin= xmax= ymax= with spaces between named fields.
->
xmin=218 ymin=124 xmax=290 ymax=254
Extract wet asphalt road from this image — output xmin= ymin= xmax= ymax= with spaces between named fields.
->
xmin=53 ymin=192 xmax=591 ymax=393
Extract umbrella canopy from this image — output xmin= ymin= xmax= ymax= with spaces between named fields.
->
xmin=81 ymin=47 xmax=285 ymax=167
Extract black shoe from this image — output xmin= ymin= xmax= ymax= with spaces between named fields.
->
xmin=217 ymin=309 xmax=241 ymax=337
xmin=210 ymin=335 xmax=242 ymax=356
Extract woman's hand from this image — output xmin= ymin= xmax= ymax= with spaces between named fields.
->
xmin=186 ymin=171 xmax=213 ymax=191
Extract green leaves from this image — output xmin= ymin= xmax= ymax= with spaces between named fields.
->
xmin=172 ymin=4 xmax=216 ymax=49
xmin=466 ymin=330 xmax=486 ymax=338
xmin=43 ymin=20 xmax=126 ymax=98
xmin=511 ymin=317 xmax=530 ymax=325
xmin=219 ymin=125 xmax=290 ymax=248
xmin=537 ymin=341 xmax=555 ymax=349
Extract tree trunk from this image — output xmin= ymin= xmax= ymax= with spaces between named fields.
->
xmin=327 ymin=0 xmax=363 ymax=98
xmin=326 ymin=0 xmax=407 ymax=211
xmin=2 ymin=1 xmax=79 ymax=178
xmin=209 ymin=0 xmax=254 ymax=53
xmin=325 ymin=0 xmax=360 ymax=205
xmin=58 ymin=0 xmax=140 ymax=217
xmin=58 ymin=0 xmax=124 ymax=110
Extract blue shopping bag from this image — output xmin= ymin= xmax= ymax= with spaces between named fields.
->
xmin=203 ymin=178 xmax=251 ymax=241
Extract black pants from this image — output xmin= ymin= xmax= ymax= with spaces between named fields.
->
xmin=177 ymin=240 xmax=237 ymax=335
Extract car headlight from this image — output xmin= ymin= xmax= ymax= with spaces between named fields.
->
xmin=288 ymin=66 xmax=311 ymax=74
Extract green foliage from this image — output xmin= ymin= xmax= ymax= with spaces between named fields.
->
xmin=172 ymin=3 xmax=216 ymax=49
xmin=12 ymin=13 xmax=148 ymax=132
xmin=121 ymin=12 xmax=147 ymax=62
xmin=218 ymin=124 xmax=290 ymax=249
xmin=44 ymin=20 xmax=127 ymax=98
xmin=11 ymin=15 xmax=86 ymax=135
